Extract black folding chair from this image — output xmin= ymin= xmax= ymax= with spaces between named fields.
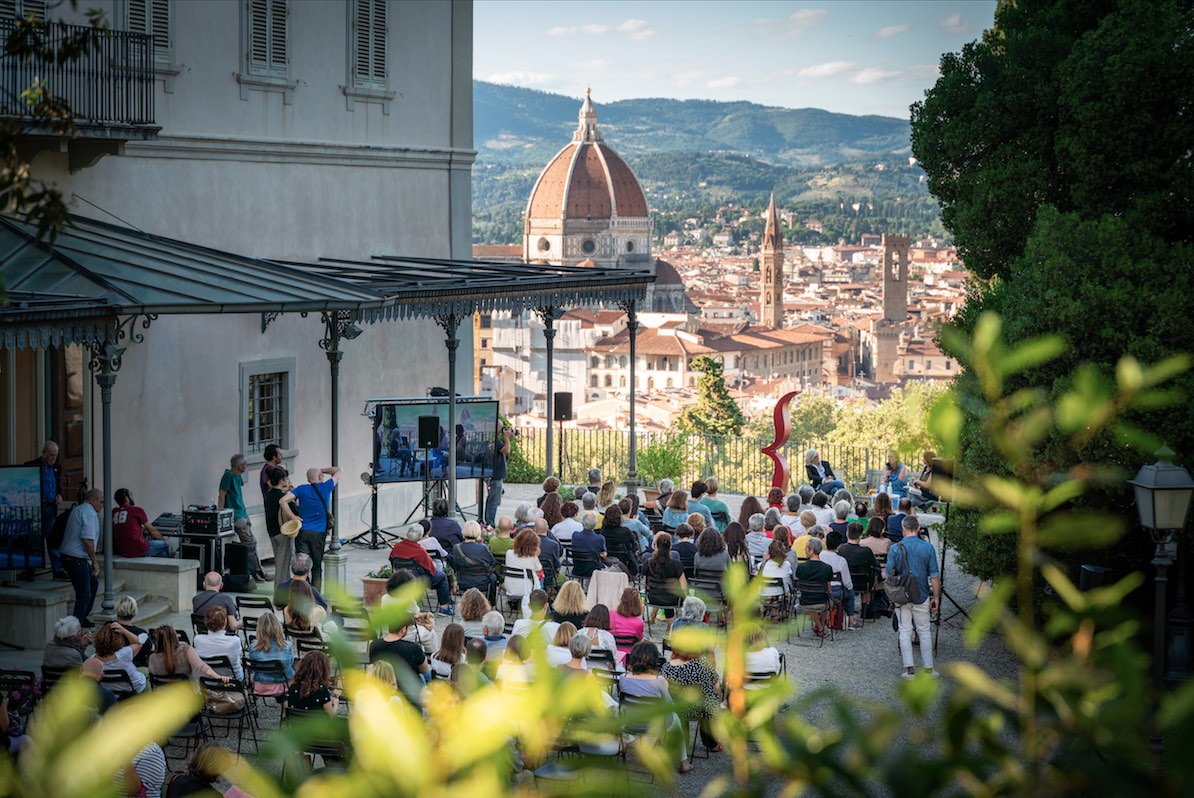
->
xmin=390 ymin=557 xmax=434 ymax=612
xmin=149 ymin=673 xmax=208 ymax=760
xmin=199 ymin=675 xmax=258 ymax=755
xmin=100 ymin=669 xmax=139 ymax=701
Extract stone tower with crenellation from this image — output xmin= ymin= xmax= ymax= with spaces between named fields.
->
xmin=759 ymin=193 xmax=784 ymax=328
xmin=873 ymin=234 xmax=911 ymax=381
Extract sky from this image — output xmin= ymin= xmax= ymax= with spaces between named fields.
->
xmin=474 ymin=0 xmax=998 ymax=119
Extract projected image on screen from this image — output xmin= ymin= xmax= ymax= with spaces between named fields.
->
xmin=372 ymin=400 xmax=500 ymax=484
xmin=0 ymin=465 xmax=46 ymax=570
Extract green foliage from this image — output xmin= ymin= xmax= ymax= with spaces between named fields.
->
xmin=827 ymin=381 xmax=949 ymax=454
xmin=914 ymin=0 xmax=1194 ymax=583
xmin=746 ymin=392 xmax=837 ymax=442
xmin=504 ymin=430 xmax=545 ymax=485
xmin=633 ymin=435 xmax=690 ymax=486
xmin=676 ymin=355 xmax=746 ymax=436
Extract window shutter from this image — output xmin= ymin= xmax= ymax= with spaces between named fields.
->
xmin=248 ymin=0 xmax=270 ymax=74
xmin=127 ymin=0 xmax=147 ymax=33
xmin=150 ymin=0 xmax=170 ymax=64
xmin=370 ymin=0 xmax=386 ymax=82
xmin=2 ymin=0 xmax=47 ymax=19
xmin=353 ymin=0 xmax=370 ymax=84
xmin=268 ymin=0 xmax=287 ymax=77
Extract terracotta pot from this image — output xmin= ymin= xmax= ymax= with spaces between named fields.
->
xmin=362 ymin=576 xmax=389 ymax=607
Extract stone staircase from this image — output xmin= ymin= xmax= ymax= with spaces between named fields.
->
xmin=0 ymin=574 xmax=173 ymax=649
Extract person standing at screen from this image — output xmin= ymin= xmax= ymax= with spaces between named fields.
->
xmin=485 ymin=427 xmax=512 ymax=527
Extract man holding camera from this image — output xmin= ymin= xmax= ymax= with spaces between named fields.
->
xmin=484 ymin=427 xmax=513 ymax=527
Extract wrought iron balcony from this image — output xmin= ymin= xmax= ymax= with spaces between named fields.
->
xmin=1 ymin=19 xmax=159 ymax=169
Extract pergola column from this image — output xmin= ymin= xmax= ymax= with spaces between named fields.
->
xmin=534 ymin=306 xmax=561 ymax=477
xmin=435 ymin=313 xmax=462 ymax=515
xmin=620 ymin=299 xmax=639 ymax=492
xmin=88 ymin=342 xmax=123 ymax=616
xmin=319 ymin=310 xmax=361 ymax=555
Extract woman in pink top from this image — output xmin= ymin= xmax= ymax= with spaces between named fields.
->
xmin=610 ymin=588 xmax=645 ymax=653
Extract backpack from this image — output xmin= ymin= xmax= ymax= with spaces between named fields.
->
xmin=884 ymin=542 xmax=921 ymax=607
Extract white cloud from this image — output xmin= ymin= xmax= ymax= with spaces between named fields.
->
xmin=486 ymin=71 xmax=552 ymax=85
xmin=575 ymin=58 xmax=609 ymax=71
xmin=547 ymin=18 xmax=655 ymax=41
xmin=850 ymin=67 xmax=901 ymax=85
xmin=753 ymin=7 xmax=826 ymax=37
xmin=796 ymin=60 xmax=856 ymax=79
xmin=939 ymin=13 xmax=971 ymax=35
xmin=876 ymin=23 xmax=911 ymax=38
xmin=708 ymin=77 xmax=743 ymax=89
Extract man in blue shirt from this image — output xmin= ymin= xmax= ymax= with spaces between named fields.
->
xmin=26 ymin=441 xmax=64 ymax=577
xmin=569 ymin=511 xmax=608 ymax=578
xmin=686 ymin=481 xmax=715 ymax=526
xmin=60 ymin=488 xmax=103 ymax=627
xmin=885 ymin=515 xmax=940 ymax=678
xmin=218 ymin=453 xmax=264 ymax=582
xmin=291 ymin=465 xmax=341 ymax=590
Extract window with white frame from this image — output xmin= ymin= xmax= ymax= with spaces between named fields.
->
xmin=350 ymin=0 xmax=386 ymax=89
xmin=238 ymin=0 xmax=293 ymax=101
xmin=125 ymin=0 xmax=172 ymax=67
xmin=241 ymin=359 xmax=296 ymax=457
xmin=0 ymin=0 xmax=47 ymax=19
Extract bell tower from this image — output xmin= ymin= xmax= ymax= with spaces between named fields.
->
xmin=760 ymin=193 xmax=784 ymax=328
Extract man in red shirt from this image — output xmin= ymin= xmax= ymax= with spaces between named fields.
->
xmin=112 ymin=489 xmax=173 ymax=558
xmin=388 ymin=524 xmax=452 ymax=615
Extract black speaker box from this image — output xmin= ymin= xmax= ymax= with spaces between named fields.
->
xmin=553 ymin=391 xmax=573 ymax=421
xmin=222 ymin=573 xmax=256 ymax=592
xmin=418 ymin=415 xmax=440 ymax=449
xmin=224 ymin=542 xmax=252 ymax=576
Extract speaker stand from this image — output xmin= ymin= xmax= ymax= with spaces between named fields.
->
xmin=347 ymin=473 xmax=401 ymax=550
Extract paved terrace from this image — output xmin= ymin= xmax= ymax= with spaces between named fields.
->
xmin=0 ymin=484 xmax=1016 ymax=793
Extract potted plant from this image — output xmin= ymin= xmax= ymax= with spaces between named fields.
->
xmin=362 ymin=564 xmax=392 ymax=606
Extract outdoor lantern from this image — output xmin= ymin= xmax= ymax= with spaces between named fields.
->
xmin=1128 ymin=449 xmax=1194 ymax=536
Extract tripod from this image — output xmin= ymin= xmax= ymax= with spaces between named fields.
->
xmin=932 ymin=521 xmax=971 ymax=655
xmin=347 ymin=469 xmax=400 ymax=550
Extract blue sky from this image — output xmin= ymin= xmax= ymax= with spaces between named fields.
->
xmin=474 ymin=0 xmax=998 ymax=119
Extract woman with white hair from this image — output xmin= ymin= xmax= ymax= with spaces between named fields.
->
xmin=43 ymin=615 xmax=91 ymax=669
xmin=114 ymin=595 xmax=154 ymax=668
xmin=805 ymin=449 xmax=845 ymax=495
xmin=670 ymin=596 xmax=707 ymax=634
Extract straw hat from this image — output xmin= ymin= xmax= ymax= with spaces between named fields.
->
xmin=280 ymin=519 xmax=302 ymax=538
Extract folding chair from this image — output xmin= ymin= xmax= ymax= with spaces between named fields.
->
xmin=390 ymin=557 xmax=434 ymax=612
xmin=793 ymin=578 xmax=835 ymax=646
xmin=191 ymin=613 xmax=208 ymax=639
xmin=849 ymin=565 xmax=876 ymax=623
xmin=244 ymin=657 xmax=290 ymax=726
xmin=760 ymin=577 xmax=793 ymax=629
xmin=100 ymin=669 xmax=138 ymax=701
xmin=644 ymin=573 xmax=681 ymax=635
xmin=568 ymin=549 xmax=601 ymax=589
xmin=499 ymin=566 xmax=536 ymax=618
xmin=40 ymin=665 xmax=72 ymax=694
xmin=285 ymin=705 xmax=350 ymax=769
xmin=235 ymin=595 xmax=275 ymax=646
xmin=199 ymin=675 xmax=258 ymax=755
xmin=149 ymin=673 xmax=208 ymax=760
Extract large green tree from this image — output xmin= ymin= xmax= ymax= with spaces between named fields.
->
xmin=675 ymin=355 xmax=745 ymax=436
xmin=911 ymin=0 xmax=1194 ymax=582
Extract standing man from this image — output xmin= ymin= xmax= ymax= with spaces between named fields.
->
xmin=259 ymin=444 xmax=283 ymax=502
xmin=26 ymin=441 xmax=64 ymax=578
xmin=291 ymin=466 xmax=341 ymax=590
xmin=484 ymin=427 xmax=512 ymax=527
xmin=886 ymin=516 xmax=940 ymax=679
xmin=218 ymin=454 xmax=265 ymax=583
xmin=59 ymin=488 xmax=102 ymax=627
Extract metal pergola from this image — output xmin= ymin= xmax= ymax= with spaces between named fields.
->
xmin=1 ymin=214 xmax=654 ymax=610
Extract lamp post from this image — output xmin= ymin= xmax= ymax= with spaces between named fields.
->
xmin=1127 ymin=449 xmax=1194 ymax=698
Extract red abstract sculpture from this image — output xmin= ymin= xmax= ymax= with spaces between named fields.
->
xmin=761 ymin=391 xmax=800 ymax=490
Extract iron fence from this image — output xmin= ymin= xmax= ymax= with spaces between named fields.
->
xmin=0 ymin=20 xmax=156 ymax=127
xmin=512 ymin=426 xmax=922 ymax=497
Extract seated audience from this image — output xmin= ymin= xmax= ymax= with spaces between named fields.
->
xmin=512 ymin=589 xmax=560 ymax=642
xmin=505 ymin=529 xmax=544 ymax=599
xmin=794 ymin=538 xmax=834 ymax=638
xmin=620 ymin=495 xmax=652 ymax=549
xmin=618 ymin=640 xmax=690 ymax=773
xmin=872 ymin=491 xmax=895 ymax=534
xmin=644 ymin=533 xmax=686 ymax=631
xmin=862 ymin=516 xmax=892 ymax=558
xmin=495 ymin=635 xmax=533 ymax=685
xmin=723 ymin=521 xmax=750 ymax=565
xmin=654 ymin=479 xmax=675 ymax=513
xmin=488 ymin=516 xmax=515 ymax=559
xmin=736 ymin=496 xmax=764 ymax=535
xmin=743 ymin=624 xmax=782 ymax=686
xmin=286 ymin=650 xmax=339 ymax=715
xmin=94 ymin=622 xmax=147 ymax=693
xmin=113 ymin=742 xmax=168 ymax=797
xmin=43 ymin=615 xmax=91 ymax=670
xmin=451 ymin=520 xmax=497 ymax=598
xmin=811 ymin=492 xmax=835 ymax=528
xmin=459 ymin=588 xmax=492 ymax=638
xmin=148 ymin=625 xmax=227 ymax=683
xmin=274 ymin=553 xmax=329 ymax=612
xmin=369 ymin=617 xmax=429 ymax=702
xmin=792 ymin=510 xmax=820 ymax=559
xmin=540 ymin=491 xmax=565 ymax=530
xmin=431 ymin=623 xmax=466 ymax=680
xmin=537 ymin=476 xmax=561 ymax=508
xmin=780 ymin=493 xmax=802 ymax=531
xmin=699 ymin=477 xmax=730 ymax=531
xmin=192 ymin=572 xmax=240 ymax=633
xmin=114 ymin=595 xmax=154 ymax=668
xmin=828 ymin=501 xmax=851 ymax=537
xmin=685 ymin=513 xmax=707 ymax=540
xmin=887 ymin=497 xmax=914 ymax=542
xmin=661 ymin=639 xmax=723 ymax=754
xmin=820 ymin=530 xmax=861 ymax=630
xmin=551 ymin=501 xmax=582 ymax=541
xmin=840 ymin=520 xmax=881 ymax=584
xmin=796 ymin=485 xmax=815 ymax=515
xmin=194 ymin=607 xmax=245 ymax=681
xmin=673 ymin=523 xmax=698 ymax=570
xmin=670 ymin=596 xmax=708 ymax=635
xmin=561 ymin=632 xmax=591 ymax=674
xmin=247 ymin=612 xmax=294 ymax=697
xmin=760 ymin=540 xmax=792 ymax=599
xmin=579 ymin=604 xmax=618 ymax=658
xmin=551 ymin=580 xmax=590 ymax=627
xmin=600 ymin=505 xmax=640 ymax=576
xmin=161 ymin=743 xmax=230 ymax=798
xmin=480 ymin=610 xmax=509 ymax=660
xmin=766 ymin=487 xmax=784 ymax=509
xmin=763 ymin=507 xmax=784 ymax=539
xmin=694 ymin=528 xmax=729 ymax=573
xmin=661 ymin=490 xmax=692 ymax=529
xmin=686 ymin=482 xmax=715 ymax=526
xmin=569 ymin=511 xmax=608 ymax=579
xmin=390 ymin=524 xmax=454 ymax=615
xmin=366 ymin=661 xmax=402 ymax=705
xmin=596 ymin=480 xmax=618 ymax=513
xmin=745 ymin=512 xmax=771 ymax=562
xmin=283 ymin=579 xmax=327 ymax=632
xmin=459 ymin=638 xmax=494 ymax=690
xmin=611 ymin=587 xmax=645 ymax=653
xmin=547 ymin=622 xmax=578 ymax=667
xmin=429 ymin=497 xmax=463 ymax=548
xmin=112 ymin=488 xmax=173 ymax=558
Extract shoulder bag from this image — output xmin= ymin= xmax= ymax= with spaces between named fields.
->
xmin=315 ymin=482 xmax=335 ymax=536
xmin=884 ymin=542 xmax=921 ymax=607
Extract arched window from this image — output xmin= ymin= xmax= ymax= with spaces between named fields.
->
xmin=647 ymin=377 xmax=655 ymax=391
xmin=603 ymin=375 xmax=612 ymax=387
xmin=619 ymin=356 xmax=627 ymax=368
xmin=590 ymin=356 xmax=599 ymax=368
xmin=605 ymin=355 xmax=614 ymax=368
xmin=688 ymin=376 xmax=695 ymax=387
xmin=590 ymin=375 xmax=598 ymax=387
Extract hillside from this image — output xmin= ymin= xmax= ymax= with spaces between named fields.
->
xmin=472 ymin=81 xmax=941 ymax=245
